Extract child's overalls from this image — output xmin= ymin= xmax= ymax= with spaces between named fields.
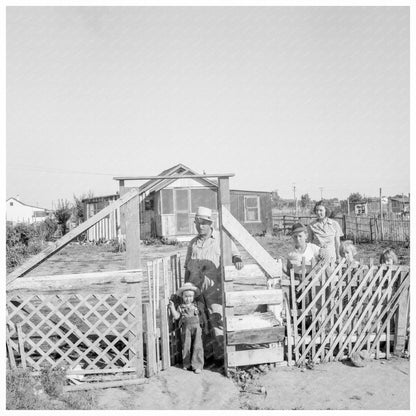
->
xmin=179 ymin=303 xmax=204 ymax=371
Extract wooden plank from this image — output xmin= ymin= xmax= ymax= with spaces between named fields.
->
xmin=393 ymin=270 xmax=410 ymax=354
xmin=6 ymin=326 xmax=17 ymax=369
xmin=225 ymin=289 xmax=282 ymax=306
xmin=16 ymin=324 xmax=27 ymax=369
xmin=221 ymin=206 xmax=282 ymax=278
xmin=132 ymin=283 xmax=144 ymax=377
xmin=290 ymin=269 xmax=299 ymax=362
xmin=7 ymin=269 xmax=143 ymax=293
xmin=143 ymin=303 xmax=156 ymax=378
xmin=226 ymin=312 xmax=280 ymax=331
xmin=227 ymin=326 xmax=285 ymax=345
xmin=284 ymin=292 xmax=293 ymax=365
xmin=114 ymin=173 xmax=235 ymax=181
xmin=7 ymin=189 xmax=140 ymax=285
xmin=224 ymin=263 xmax=267 ymax=281
xmin=227 ymin=343 xmax=284 ymax=367
xmin=160 ymin=299 xmax=170 ymax=370
xmin=125 ymin=195 xmax=141 ymax=269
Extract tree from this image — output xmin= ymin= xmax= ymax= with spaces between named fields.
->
xmin=54 ymin=199 xmax=72 ymax=236
xmin=271 ymin=190 xmax=281 ymax=209
xmin=348 ymin=192 xmax=363 ymax=203
xmin=300 ymin=193 xmax=311 ymax=208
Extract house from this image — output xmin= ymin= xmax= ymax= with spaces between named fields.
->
xmin=389 ymin=195 xmax=410 ymax=214
xmin=6 ymin=197 xmax=50 ymax=224
xmin=83 ymin=164 xmax=273 ymax=242
xmin=348 ymin=197 xmax=384 ymax=216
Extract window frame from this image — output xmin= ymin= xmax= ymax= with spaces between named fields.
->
xmin=243 ymin=195 xmax=261 ymax=223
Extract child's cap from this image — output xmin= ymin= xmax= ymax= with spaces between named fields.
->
xmin=176 ymin=282 xmax=200 ymax=297
xmin=291 ymin=223 xmax=307 ymax=235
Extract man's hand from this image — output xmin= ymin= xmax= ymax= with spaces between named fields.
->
xmin=233 ymin=257 xmax=244 ymax=270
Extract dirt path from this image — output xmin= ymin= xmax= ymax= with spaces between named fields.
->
xmin=240 ymin=357 xmax=410 ymax=410
xmin=92 ymin=357 xmax=409 ymax=410
xmin=94 ymin=367 xmax=239 ymax=410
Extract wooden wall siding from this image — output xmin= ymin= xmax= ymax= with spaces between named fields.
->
xmin=283 ymin=262 xmax=410 ymax=365
xmin=230 ymin=191 xmax=273 ymax=235
xmin=6 ymin=270 xmax=145 ymax=378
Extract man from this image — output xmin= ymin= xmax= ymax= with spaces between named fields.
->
xmin=185 ymin=206 xmax=243 ymax=363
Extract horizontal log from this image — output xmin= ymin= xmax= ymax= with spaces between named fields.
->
xmin=227 ymin=343 xmax=284 ymax=367
xmin=228 ymin=326 xmax=285 ymax=345
xmin=225 ymin=289 xmax=282 ymax=307
xmin=7 ymin=269 xmax=143 ymax=293
xmin=63 ymin=377 xmax=147 ymax=392
xmin=226 ymin=312 xmax=280 ymax=332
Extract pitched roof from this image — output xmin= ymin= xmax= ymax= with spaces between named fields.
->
xmin=6 ymin=197 xmax=49 ymax=211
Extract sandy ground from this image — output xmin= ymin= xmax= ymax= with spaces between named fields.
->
xmin=90 ymin=357 xmax=410 ymax=410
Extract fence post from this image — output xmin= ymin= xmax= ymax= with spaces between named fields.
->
xmin=393 ymin=269 xmax=410 ymax=355
xmin=369 ymin=218 xmax=373 ymax=243
xmin=144 ymin=303 xmax=157 ymax=377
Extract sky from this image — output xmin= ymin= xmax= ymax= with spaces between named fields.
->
xmin=6 ymin=6 xmax=410 ymax=209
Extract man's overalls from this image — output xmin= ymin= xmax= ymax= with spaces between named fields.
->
xmin=178 ymin=303 xmax=204 ymax=371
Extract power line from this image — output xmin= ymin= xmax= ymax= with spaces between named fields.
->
xmin=8 ymin=163 xmax=117 ymax=177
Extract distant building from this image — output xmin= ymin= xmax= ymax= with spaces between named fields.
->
xmin=389 ymin=196 xmax=410 ymax=214
xmin=6 ymin=197 xmax=50 ymax=224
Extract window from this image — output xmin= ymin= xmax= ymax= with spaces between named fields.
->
xmin=244 ymin=196 xmax=261 ymax=222
xmin=191 ymin=188 xmax=217 ymax=212
xmin=10 ymin=202 xmax=13 ymax=206
xmin=161 ymin=189 xmax=174 ymax=214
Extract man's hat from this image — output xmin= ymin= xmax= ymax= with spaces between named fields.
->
xmin=176 ymin=282 xmax=200 ymax=297
xmin=195 ymin=206 xmax=213 ymax=222
xmin=291 ymin=223 xmax=307 ymax=235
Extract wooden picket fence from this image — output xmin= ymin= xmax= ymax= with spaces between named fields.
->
xmin=282 ymin=260 xmax=410 ymax=365
xmin=6 ymin=270 xmax=146 ymax=385
xmin=144 ymin=253 xmax=184 ymax=376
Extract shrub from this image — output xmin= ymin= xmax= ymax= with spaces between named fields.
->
xmin=6 ymin=369 xmax=40 ymax=410
xmin=110 ymin=238 xmax=126 ymax=252
xmin=40 ymin=367 xmax=67 ymax=397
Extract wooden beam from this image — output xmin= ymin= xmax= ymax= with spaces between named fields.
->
xmin=125 ymin=195 xmax=141 ymax=269
xmin=6 ymin=189 xmax=140 ymax=285
xmin=227 ymin=326 xmax=285 ymax=345
xmin=221 ymin=206 xmax=282 ymax=279
xmin=225 ymin=289 xmax=282 ymax=307
xmin=7 ymin=270 xmax=143 ymax=293
xmin=226 ymin=311 xmax=280 ymax=331
xmin=63 ymin=378 xmax=147 ymax=392
xmin=143 ymin=303 xmax=157 ymax=378
xmin=113 ymin=174 xmax=235 ymax=181
xmin=224 ymin=264 xmax=266 ymax=281
xmin=393 ymin=270 xmax=410 ymax=355
xmin=227 ymin=343 xmax=284 ymax=367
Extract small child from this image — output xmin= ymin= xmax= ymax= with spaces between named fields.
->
xmin=379 ymin=248 xmax=399 ymax=265
xmin=339 ymin=240 xmax=360 ymax=268
xmin=286 ymin=223 xmax=322 ymax=276
xmin=169 ymin=282 xmax=205 ymax=374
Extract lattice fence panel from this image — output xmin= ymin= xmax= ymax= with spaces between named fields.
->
xmin=7 ymin=288 xmax=142 ymax=373
xmin=286 ymin=262 xmax=410 ymax=365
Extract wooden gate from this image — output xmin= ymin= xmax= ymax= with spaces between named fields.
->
xmin=6 ymin=270 xmax=146 ymax=384
xmin=284 ymin=261 xmax=410 ymax=365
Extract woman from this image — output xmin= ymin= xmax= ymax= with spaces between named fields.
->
xmin=308 ymin=201 xmax=343 ymax=264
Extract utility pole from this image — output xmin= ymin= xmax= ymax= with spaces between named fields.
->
xmin=379 ymin=187 xmax=384 ymax=241
xmin=292 ymin=184 xmax=297 ymax=216
xmin=319 ymin=187 xmax=324 ymax=200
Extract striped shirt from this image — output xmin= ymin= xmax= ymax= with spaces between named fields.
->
xmin=308 ymin=218 xmax=343 ymax=261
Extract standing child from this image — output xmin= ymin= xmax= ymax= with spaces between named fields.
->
xmin=379 ymin=248 xmax=399 ymax=265
xmin=286 ymin=223 xmax=322 ymax=277
xmin=169 ymin=282 xmax=205 ymax=374
xmin=339 ymin=240 xmax=360 ymax=268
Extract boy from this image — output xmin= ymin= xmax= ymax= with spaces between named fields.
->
xmin=286 ymin=223 xmax=322 ymax=277
xmin=169 ymin=282 xmax=205 ymax=374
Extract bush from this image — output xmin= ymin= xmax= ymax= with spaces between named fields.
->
xmin=40 ymin=367 xmax=66 ymax=397
xmin=6 ymin=369 xmax=41 ymax=410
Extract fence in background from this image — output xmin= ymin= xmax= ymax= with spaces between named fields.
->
xmin=273 ymin=215 xmax=410 ymax=243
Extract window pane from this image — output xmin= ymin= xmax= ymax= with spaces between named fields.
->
xmin=245 ymin=197 xmax=258 ymax=208
xmin=175 ymin=189 xmax=189 ymax=211
xmin=247 ymin=208 xmax=259 ymax=221
xmin=161 ymin=189 xmax=174 ymax=214
xmin=191 ymin=188 xmax=217 ymax=212
xmin=176 ymin=213 xmax=190 ymax=233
